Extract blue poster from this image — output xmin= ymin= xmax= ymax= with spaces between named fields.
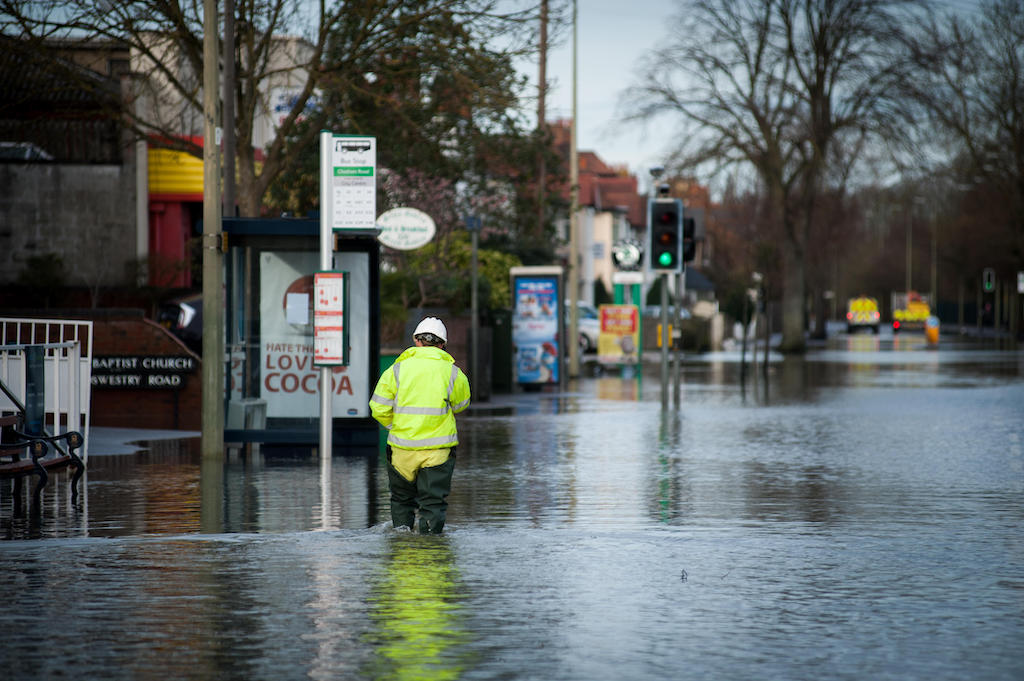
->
xmin=512 ymin=275 xmax=560 ymax=384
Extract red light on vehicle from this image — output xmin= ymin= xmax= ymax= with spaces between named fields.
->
xmin=893 ymin=320 xmax=901 ymax=329
xmin=846 ymin=312 xmax=853 ymax=320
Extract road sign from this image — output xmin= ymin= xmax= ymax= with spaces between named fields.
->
xmin=612 ymin=239 xmax=643 ymax=270
xmin=323 ymin=133 xmax=376 ymax=230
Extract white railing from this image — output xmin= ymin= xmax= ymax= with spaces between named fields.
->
xmin=0 ymin=318 xmax=93 ymax=458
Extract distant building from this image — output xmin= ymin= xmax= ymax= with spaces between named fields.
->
xmin=0 ymin=35 xmax=139 ymax=294
xmin=0 ymin=33 xmax=311 ymax=292
xmin=549 ymin=120 xmax=647 ymax=304
xmin=549 ymin=120 xmax=715 ymax=308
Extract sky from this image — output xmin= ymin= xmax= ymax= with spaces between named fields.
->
xmin=515 ymin=0 xmax=984 ymax=192
xmin=516 ymin=0 xmax=679 ymax=191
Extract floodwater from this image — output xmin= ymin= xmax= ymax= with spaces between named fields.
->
xmin=2 ymin=332 xmax=1023 ymax=680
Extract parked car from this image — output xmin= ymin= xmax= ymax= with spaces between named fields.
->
xmin=566 ymin=301 xmax=600 ymax=354
xmin=642 ymin=305 xmax=691 ymax=320
xmin=157 ymin=294 xmax=203 ymax=354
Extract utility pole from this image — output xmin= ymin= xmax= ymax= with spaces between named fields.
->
xmin=567 ymin=0 xmax=580 ymax=380
xmin=201 ymin=0 xmax=224 ymax=460
xmin=222 ymin=0 xmax=236 ymax=218
xmin=536 ymin=0 xmax=547 ymax=240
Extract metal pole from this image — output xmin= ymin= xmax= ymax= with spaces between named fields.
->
xmin=995 ymin=280 xmax=1002 ymax=336
xmin=567 ymin=0 xmax=580 ymax=380
xmin=930 ymin=219 xmax=937 ymax=310
xmin=318 ymin=134 xmax=333 ymax=458
xmin=672 ymin=270 xmax=682 ymax=407
xmin=763 ymin=300 xmax=770 ymax=375
xmin=318 ymin=335 xmax=332 ymax=460
xmin=976 ymin=278 xmax=982 ymax=337
xmin=471 ymin=226 xmax=479 ymax=398
xmin=135 ymin=140 xmax=148 ymax=285
xmin=958 ymin=275 xmax=964 ymax=332
xmin=1011 ymin=286 xmax=1019 ymax=343
xmin=222 ymin=0 xmax=236 ymax=218
xmin=660 ymin=274 xmax=668 ymax=409
xmin=905 ymin=210 xmax=912 ymax=294
xmin=751 ymin=299 xmax=759 ymax=378
xmin=740 ymin=288 xmax=749 ymax=383
xmin=201 ymin=0 xmax=224 ymax=460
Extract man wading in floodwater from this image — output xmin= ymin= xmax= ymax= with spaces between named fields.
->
xmin=370 ymin=317 xmax=471 ymax=533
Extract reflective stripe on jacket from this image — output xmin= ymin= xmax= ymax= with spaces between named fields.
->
xmin=369 ymin=345 xmax=471 ymax=450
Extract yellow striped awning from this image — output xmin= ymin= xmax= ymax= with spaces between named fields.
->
xmin=148 ymin=147 xmax=203 ymax=197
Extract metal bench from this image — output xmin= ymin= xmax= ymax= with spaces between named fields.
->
xmin=0 ymin=413 xmax=85 ymax=498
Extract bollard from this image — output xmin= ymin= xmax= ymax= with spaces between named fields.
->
xmin=925 ymin=315 xmax=940 ymax=346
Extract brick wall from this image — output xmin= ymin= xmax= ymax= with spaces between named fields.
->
xmin=91 ymin=312 xmax=201 ymax=430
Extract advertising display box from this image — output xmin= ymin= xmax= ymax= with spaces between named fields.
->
xmin=509 ymin=266 xmax=564 ymax=388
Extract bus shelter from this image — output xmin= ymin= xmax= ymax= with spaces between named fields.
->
xmin=222 ymin=217 xmax=380 ymax=453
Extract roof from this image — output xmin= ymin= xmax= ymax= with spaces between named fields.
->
xmin=685 ymin=267 xmax=715 ymax=292
xmin=0 ymin=35 xmax=121 ymax=117
xmin=551 ymin=121 xmax=647 ymax=227
xmin=0 ymin=36 xmax=124 ymax=162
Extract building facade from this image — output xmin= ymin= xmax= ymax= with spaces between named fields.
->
xmin=0 ymin=34 xmax=310 ymax=293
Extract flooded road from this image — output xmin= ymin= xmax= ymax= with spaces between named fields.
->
xmin=2 ymin=334 xmax=1023 ymax=680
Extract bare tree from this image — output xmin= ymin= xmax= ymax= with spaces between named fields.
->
xmin=0 ymin=0 xmax=542 ymax=217
xmin=901 ymin=0 xmax=1024 ymax=275
xmin=624 ymin=0 xmax=916 ymax=352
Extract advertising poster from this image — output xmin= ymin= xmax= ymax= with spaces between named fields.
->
xmin=260 ymin=252 xmax=369 ymax=418
xmin=313 ymin=271 xmax=348 ymax=366
xmin=597 ymin=304 xmax=640 ymax=365
xmin=512 ymin=274 xmax=561 ymax=384
xmin=335 ymin=251 xmax=370 ymax=416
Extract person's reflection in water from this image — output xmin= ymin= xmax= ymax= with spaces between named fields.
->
xmin=365 ymin=534 xmax=468 ymax=681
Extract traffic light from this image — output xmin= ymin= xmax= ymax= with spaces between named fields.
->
xmin=682 ymin=216 xmax=696 ymax=263
xmin=649 ymin=199 xmax=683 ymax=272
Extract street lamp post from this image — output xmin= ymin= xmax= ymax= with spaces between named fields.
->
xmin=567 ymin=0 xmax=579 ymax=381
xmin=466 ymin=215 xmax=481 ymax=399
xmin=905 ymin=207 xmax=913 ymax=295
xmin=931 ymin=219 xmax=937 ymax=308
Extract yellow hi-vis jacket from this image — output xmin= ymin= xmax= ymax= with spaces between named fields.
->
xmin=369 ymin=345 xmax=471 ymax=450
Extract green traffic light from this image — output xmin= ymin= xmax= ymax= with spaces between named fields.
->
xmin=658 ymin=252 xmax=674 ymax=267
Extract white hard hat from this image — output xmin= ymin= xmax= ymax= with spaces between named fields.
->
xmin=413 ymin=316 xmax=447 ymax=342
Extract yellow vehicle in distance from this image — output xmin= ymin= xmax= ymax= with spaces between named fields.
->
xmin=891 ymin=291 xmax=931 ymax=333
xmin=846 ymin=295 xmax=881 ymax=334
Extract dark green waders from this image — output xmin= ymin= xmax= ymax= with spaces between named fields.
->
xmin=386 ymin=446 xmax=456 ymax=534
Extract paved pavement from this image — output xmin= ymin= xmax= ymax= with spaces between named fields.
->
xmin=87 ymin=426 xmax=199 ymax=456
